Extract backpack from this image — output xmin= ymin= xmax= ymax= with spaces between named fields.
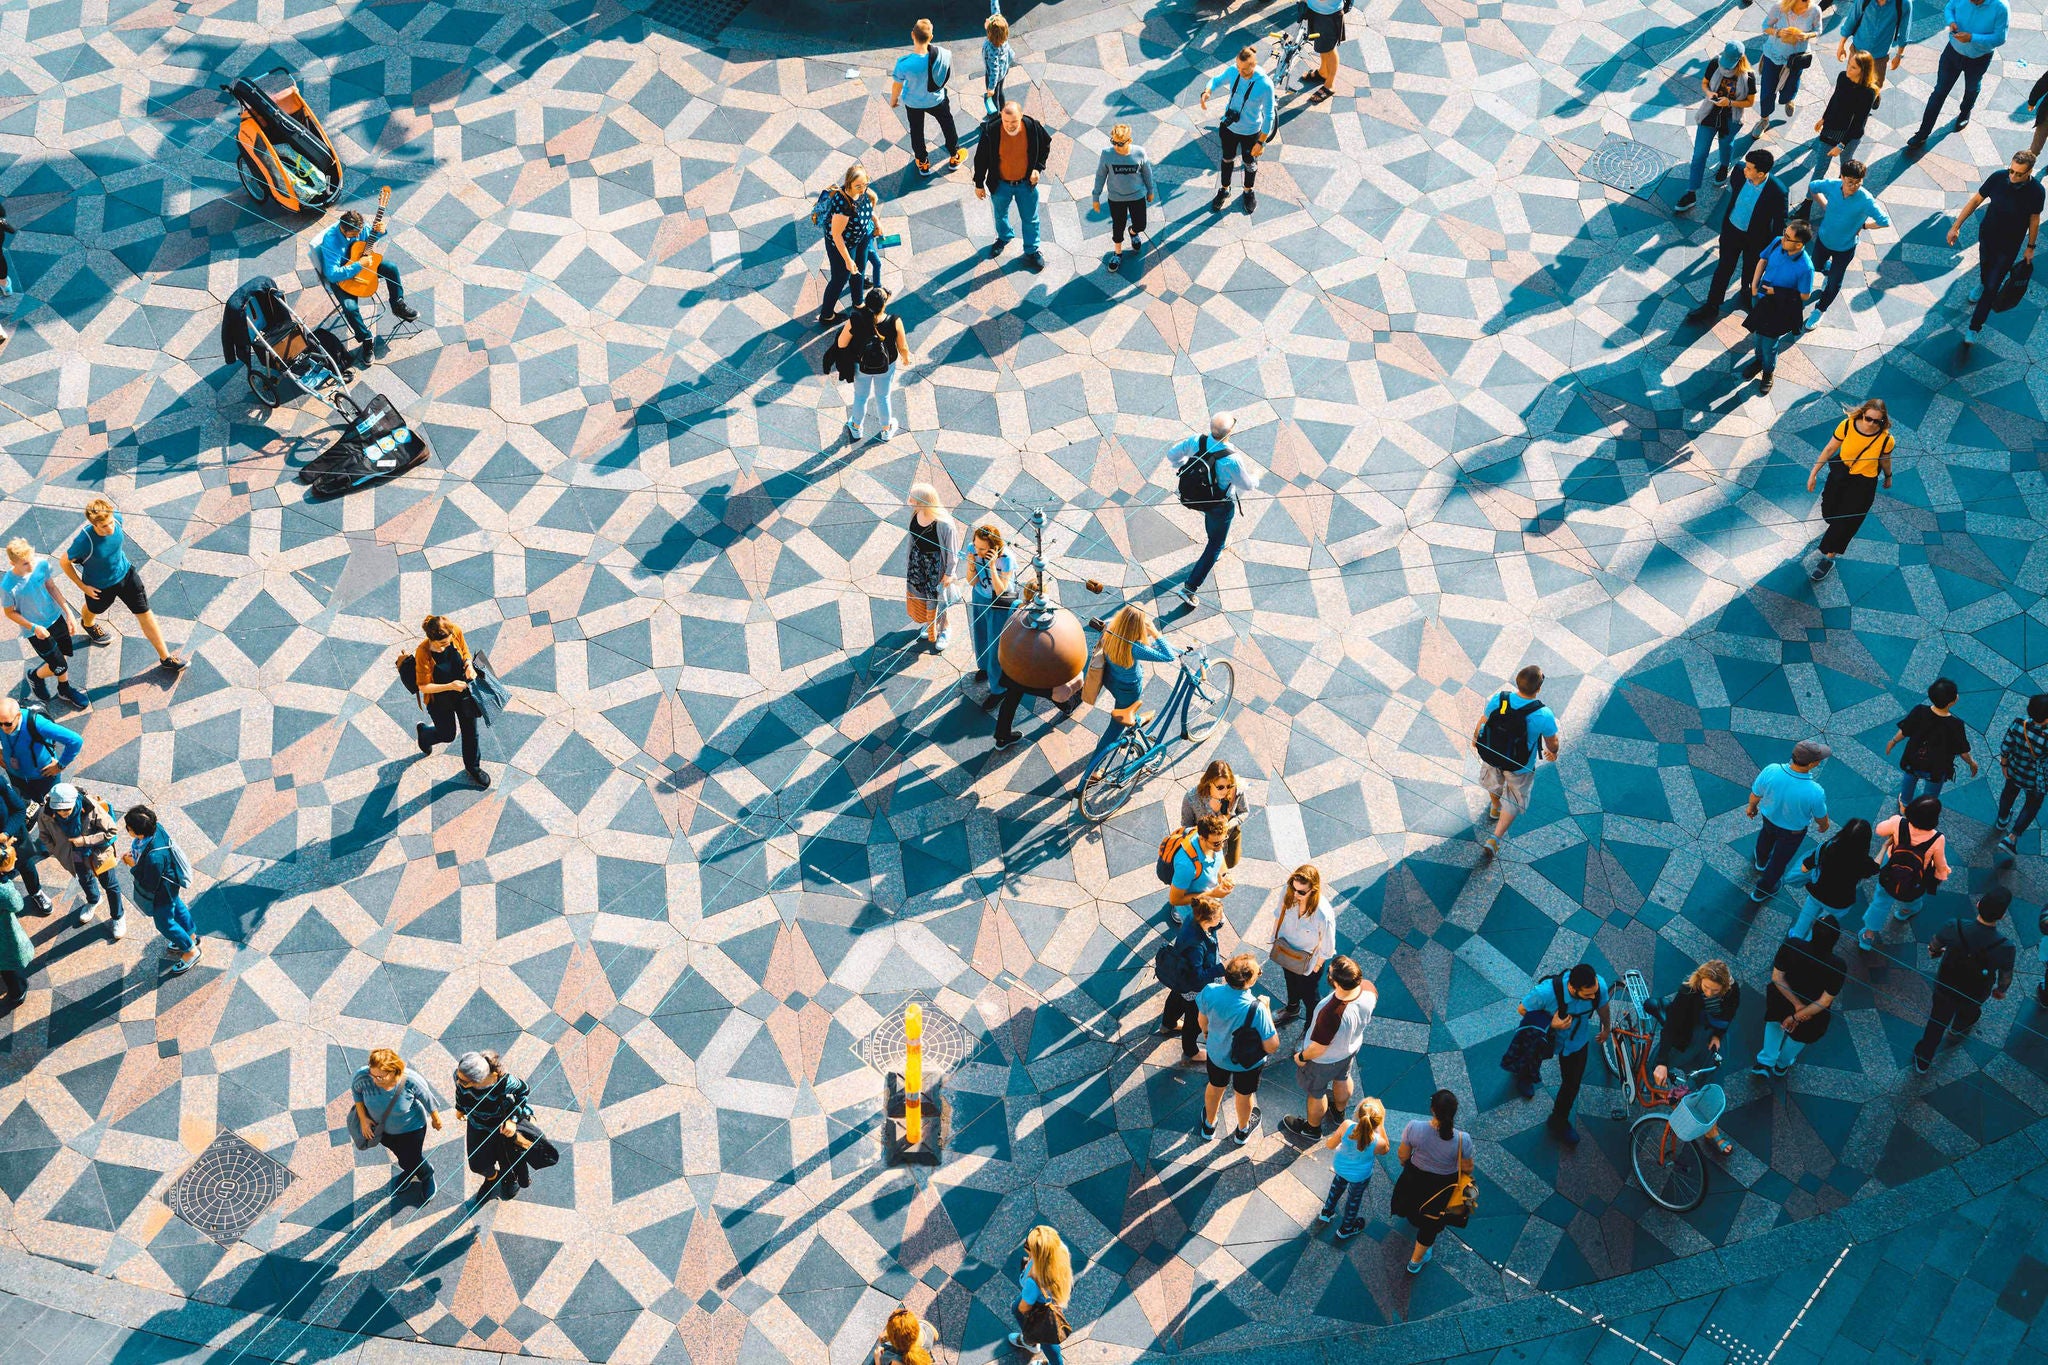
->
xmin=1176 ymin=439 xmax=1225 ymax=509
xmin=1878 ymin=822 xmax=1939 ymax=900
xmin=1155 ymin=827 xmax=1201 ymax=884
xmin=926 ymin=45 xmax=951 ymax=91
xmin=857 ymin=316 xmax=893 ymax=372
xmin=808 ymin=187 xmax=837 ymax=226
xmin=396 ymin=651 xmax=420 ymax=697
xmin=1154 ymin=939 xmax=1197 ymax=993
xmin=1941 ymin=918 xmax=1998 ymax=994
xmin=1475 ymin=691 xmax=1544 ymax=771
xmin=1229 ymin=999 xmax=1269 ymax=1068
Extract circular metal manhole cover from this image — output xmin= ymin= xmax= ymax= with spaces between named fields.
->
xmin=166 ymin=1131 xmax=295 ymax=1246
xmin=1579 ymin=137 xmax=1670 ymax=197
xmin=857 ymin=997 xmax=976 ymax=1076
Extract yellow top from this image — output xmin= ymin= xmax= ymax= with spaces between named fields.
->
xmin=1833 ymin=418 xmax=1894 ymax=477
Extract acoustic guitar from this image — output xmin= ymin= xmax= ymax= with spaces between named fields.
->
xmin=336 ymin=186 xmax=391 ymax=299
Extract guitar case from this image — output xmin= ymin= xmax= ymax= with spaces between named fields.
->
xmin=298 ymin=393 xmax=432 ymax=497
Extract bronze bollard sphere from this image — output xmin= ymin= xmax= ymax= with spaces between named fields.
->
xmin=997 ymin=601 xmax=1087 ymax=691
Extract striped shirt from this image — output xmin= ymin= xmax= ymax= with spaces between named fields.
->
xmin=2001 ymin=718 xmax=2048 ymax=793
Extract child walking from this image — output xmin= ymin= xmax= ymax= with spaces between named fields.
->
xmin=1318 ymin=1096 xmax=1389 ymax=1241
xmin=1092 ymin=124 xmax=1156 ymax=272
xmin=983 ymin=14 xmax=1015 ymax=116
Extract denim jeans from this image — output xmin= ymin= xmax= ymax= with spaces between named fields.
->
xmin=1091 ymin=716 xmax=1133 ymax=765
xmin=1810 ymin=241 xmax=1855 ymax=312
xmin=76 ymin=865 xmax=125 ymax=919
xmin=1321 ymin=1171 xmax=1371 ymax=1227
xmin=1758 ymin=55 xmax=1808 ymax=123
xmin=150 ymin=895 xmax=195 ymax=955
xmin=1185 ymin=502 xmax=1237 ymax=593
xmin=851 ymin=366 xmax=897 ymax=436
xmin=1753 ymin=331 xmax=1785 ymax=375
xmin=1787 ymin=892 xmax=1843 ymax=941
xmin=334 ymin=262 xmax=404 ymax=345
xmin=971 ymin=594 xmax=1013 ymax=692
xmin=1915 ymin=44 xmax=1993 ymax=140
xmin=1998 ymin=780 xmax=2044 ymax=838
xmin=1898 ymin=769 xmax=1945 ymax=807
xmin=1687 ymin=121 xmax=1738 ymax=192
xmin=1756 ymin=1021 xmax=1808 ymax=1070
xmin=1863 ymin=883 xmax=1926 ymax=940
xmin=1753 ymin=818 xmax=1806 ymax=894
xmin=991 ymin=180 xmax=1042 ymax=254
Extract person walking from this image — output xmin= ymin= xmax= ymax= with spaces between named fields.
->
xmin=1806 ymin=397 xmax=1894 ymax=578
xmin=1688 ymin=150 xmax=1790 ymax=325
xmin=0 ymin=697 xmax=82 ymax=802
xmin=1745 ymin=739 xmax=1832 ymax=902
xmin=1314 ymin=1095 xmax=1387 ymax=1242
xmin=1678 ymin=42 xmax=1759 ymax=213
xmin=1912 ymin=888 xmax=2016 ymax=1073
xmin=122 ymin=805 xmax=198 ymax=972
xmin=1281 ymin=956 xmax=1375 ymax=1140
xmin=314 ymin=211 xmax=418 ymax=364
xmin=1264 ymin=864 xmax=1335 ymax=1026
xmin=873 ymin=1305 xmax=937 ymax=1365
xmin=350 ymin=1048 xmax=444 ymax=1198
xmin=2029 ymin=72 xmax=2048 ymax=159
xmin=981 ymin=13 xmax=1014 ymax=116
xmin=412 ymin=615 xmax=490 ymax=790
xmin=1753 ymin=912 xmax=1847 ymax=1076
xmin=1810 ymin=57 xmax=1882 ymax=172
xmin=973 ymin=101 xmax=1051 ymax=272
xmin=1516 ymin=962 xmax=1610 ymax=1144
xmin=1861 ymin=795 xmax=1949 ymax=949
xmin=1161 ymin=414 xmax=1263 ymax=609
xmin=831 ymin=288 xmax=913 ymax=442
xmin=1472 ymin=664 xmax=1560 ymax=855
xmin=0 ymin=836 xmax=34 ymax=1010
xmin=1835 ymin=0 xmax=1909 ymax=99
xmin=453 ymin=1049 xmax=537 ymax=1199
xmin=1790 ymin=817 xmax=1879 ymax=939
xmin=56 ymin=499 xmax=185 ymax=671
xmin=1390 ymin=1089 xmax=1474 ymax=1275
xmin=41 ymin=784 xmax=125 ymax=940
xmin=1906 ymin=0 xmax=2010 ymax=148
xmin=968 ymin=523 xmax=1016 ymax=691
xmin=1741 ymin=220 xmax=1815 ymax=394
xmin=1091 ymin=124 xmax=1155 ymax=272
xmin=1755 ymin=0 xmax=1826 ymax=130
xmin=0 ymin=198 xmax=15 ymax=297
xmin=903 ymin=484 xmax=961 ymax=654
xmin=2 ymin=538 xmax=90 ymax=710
xmin=1886 ymin=677 xmax=1977 ymax=809
xmin=1078 ymin=602 xmax=1176 ymax=762
xmin=890 ymin=20 xmax=968 ymax=176
xmin=1647 ymin=961 xmax=1739 ymax=1156
xmin=1179 ymin=760 xmax=1248 ymax=868
xmin=1196 ymin=952 xmax=1280 ymax=1143
xmin=1200 ymin=47 xmax=1276 ymax=215
xmin=1993 ymin=693 xmax=2048 ymax=853
xmin=1158 ymin=893 xmax=1225 ymax=1063
xmin=1947 ymin=151 xmax=2042 ymax=346
xmin=0 ymin=770 xmax=53 ymax=916
xmin=1298 ymin=0 xmax=1352 ymax=104
xmin=1006 ymin=1225 xmax=1074 ymax=1362
xmin=817 ymin=165 xmax=880 ymax=328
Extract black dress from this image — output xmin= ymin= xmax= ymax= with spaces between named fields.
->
xmin=1817 ymin=73 xmax=1877 ymax=144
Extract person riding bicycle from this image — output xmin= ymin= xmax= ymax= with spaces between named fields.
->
xmin=1085 ymin=603 xmax=1176 ymax=763
xmin=1646 ymin=960 xmax=1739 ymax=1157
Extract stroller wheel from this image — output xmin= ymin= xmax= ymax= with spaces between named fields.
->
xmin=237 ymin=152 xmax=270 ymax=205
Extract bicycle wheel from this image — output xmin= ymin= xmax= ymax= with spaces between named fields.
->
xmin=1630 ymin=1113 xmax=1709 ymax=1213
xmin=1078 ymin=727 xmax=1149 ymax=822
xmin=246 ymin=355 xmax=283 ymax=408
xmin=1180 ymin=660 xmax=1235 ymax=741
xmin=237 ymin=152 xmax=270 ymax=205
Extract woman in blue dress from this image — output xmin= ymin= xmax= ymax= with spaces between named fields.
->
xmin=968 ymin=523 xmax=1015 ymax=693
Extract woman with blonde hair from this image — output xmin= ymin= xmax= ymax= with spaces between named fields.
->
xmin=1179 ymin=759 xmax=1249 ymax=867
xmin=818 ymin=162 xmax=882 ymax=327
xmin=872 ymin=1305 xmax=936 ymax=1365
xmin=902 ymin=484 xmax=961 ymax=651
xmin=1805 ymin=397 xmax=1893 ymax=580
xmin=1007 ymin=1224 xmax=1075 ymax=1361
xmin=968 ymin=523 xmax=1016 ymax=692
xmin=1081 ymin=602 xmax=1174 ymax=762
xmin=349 ymin=1047 xmax=445 ymax=1199
xmin=1317 ymin=1096 xmax=1388 ymax=1242
xmin=1091 ymin=123 xmax=1155 ymax=271
xmin=1266 ymin=864 xmax=1335 ymax=1027
xmin=1648 ymin=959 xmax=1739 ymax=1156
xmin=1756 ymin=0 xmax=1822 ymax=128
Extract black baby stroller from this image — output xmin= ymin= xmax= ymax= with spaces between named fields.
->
xmin=222 ymin=277 xmax=432 ymax=498
xmin=222 ymin=67 xmax=343 ymax=213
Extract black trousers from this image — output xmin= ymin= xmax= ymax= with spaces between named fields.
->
xmin=1161 ymin=990 xmax=1201 ymax=1058
xmin=906 ymin=102 xmax=960 ymax=164
xmin=1279 ymin=964 xmax=1323 ymax=1016
xmin=1704 ymin=227 xmax=1766 ymax=313
xmin=1219 ymin=126 xmax=1262 ymax=189
xmin=1818 ymin=466 xmax=1877 ymax=556
xmin=421 ymin=694 xmax=480 ymax=770
xmin=0 ymin=968 xmax=23 ymax=998
xmin=1109 ymin=199 xmax=1148 ymax=242
xmin=26 ymin=616 xmax=73 ymax=680
xmin=467 ymin=1125 xmax=531 ymax=1188
xmin=10 ymin=848 xmax=43 ymax=900
xmin=1913 ymin=986 xmax=1986 ymax=1066
xmin=992 ymin=673 xmax=1078 ymax=746
xmin=1549 ymin=1047 xmax=1589 ymax=1126
xmin=1971 ymin=234 xmax=2022 ymax=332
xmin=378 ymin=1125 xmax=428 ymax=1182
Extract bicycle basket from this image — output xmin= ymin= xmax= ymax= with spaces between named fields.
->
xmin=1668 ymin=1083 xmax=1725 ymax=1141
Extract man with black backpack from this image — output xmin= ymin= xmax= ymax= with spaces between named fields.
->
xmin=1513 ymin=962 xmax=1610 ymax=1145
xmin=1196 ymin=952 xmax=1280 ymax=1144
xmin=890 ymin=20 xmax=968 ymax=177
xmin=1157 ymin=894 xmax=1225 ymax=1063
xmin=1912 ymin=888 xmax=2016 ymax=1073
xmin=1472 ymin=665 xmax=1560 ymax=856
xmin=1160 ymin=413 xmax=1263 ymax=610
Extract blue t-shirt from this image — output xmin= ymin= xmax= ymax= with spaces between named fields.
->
xmin=1757 ymin=242 xmax=1815 ymax=293
xmin=1198 ymin=982 xmax=1274 ymax=1071
xmin=1486 ymin=694 xmax=1558 ymax=774
xmin=1103 ymin=636 xmax=1176 ymax=709
xmin=1303 ymin=0 xmax=1345 ymax=12
xmin=64 ymin=515 xmax=134 ymax=590
xmin=1331 ymin=1123 xmax=1379 ymax=1180
xmin=1171 ymin=839 xmax=1223 ymax=896
xmin=350 ymin=1066 xmax=446 ymax=1135
xmin=1729 ymin=177 xmax=1766 ymax=232
xmin=1752 ymin=762 xmax=1828 ymax=831
xmin=1809 ymin=180 xmax=1890 ymax=254
xmin=970 ymin=551 xmax=1012 ymax=603
xmin=1520 ymin=975 xmax=1608 ymax=1055
xmin=891 ymin=48 xmax=951 ymax=109
xmin=0 ymin=558 xmax=64 ymax=628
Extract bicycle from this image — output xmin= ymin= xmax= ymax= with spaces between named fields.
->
xmin=1268 ymin=19 xmax=1309 ymax=93
xmin=1076 ymin=633 xmax=1236 ymax=821
xmin=1598 ymin=969 xmax=1727 ymax=1213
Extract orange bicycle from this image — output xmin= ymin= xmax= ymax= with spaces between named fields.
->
xmin=1598 ymin=969 xmax=1725 ymax=1212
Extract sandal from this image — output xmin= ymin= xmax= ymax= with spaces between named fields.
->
xmin=1707 ymin=1133 xmax=1734 ymax=1158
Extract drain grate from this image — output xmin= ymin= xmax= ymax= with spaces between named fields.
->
xmin=642 ymin=0 xmax=754 ymax=40
xmin=1577 ymin=136 xmax=1671 ymax=197
xmin=166 ymin=1131 xmax=294 ymax=1246
xmin=857 ymin=996 xmax=977 ymax=1075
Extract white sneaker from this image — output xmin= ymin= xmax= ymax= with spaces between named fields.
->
xmin=112 ymin=916 xmax=128 ymax=940
xmin=77 ymin=901 xmax=97 ymax=924
xmin=1962 ymin=327 xmax=1981 ymax=345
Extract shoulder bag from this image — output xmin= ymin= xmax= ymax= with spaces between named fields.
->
xmin=347 ymin=1076 xmax=405 ymax=1150
xmin=1269 ymin=904 xmax=1315 ymax=975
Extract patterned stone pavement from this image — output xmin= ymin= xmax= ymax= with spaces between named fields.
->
xmin=2 ymin=0 xmax=2048 ymax=1358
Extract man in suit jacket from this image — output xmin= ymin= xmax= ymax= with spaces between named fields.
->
xmin=1688 ymin=149 xmax=1789 ymax=325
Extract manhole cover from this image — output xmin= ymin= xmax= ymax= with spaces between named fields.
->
xmin=857 ymin=997 xmax=976 ymax=1075
xmin=1578 ymin=137 xmax=1670 ymax=197
xmin=166 ymin=1131 xmax=294 ymax=1246
xmin=642 ymin=0 xmax=753 ymax=39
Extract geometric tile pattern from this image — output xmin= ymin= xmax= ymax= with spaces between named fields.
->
xmin=0 ymin=0 xmax=2045 ymax=1358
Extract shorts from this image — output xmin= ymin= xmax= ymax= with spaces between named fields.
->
xmin=83 ymin=566 xmax=149 ymax=616
xmin=1205 ymin=1059 xmax=1264 ymax=1094
xmin=1299 ymin=1054 xmax=1355 ymax=1100
xmin=1306 ymin=7 xmax=1344 ymax=53
xmin=1478 ymin=762 xmax=1535 ymax=812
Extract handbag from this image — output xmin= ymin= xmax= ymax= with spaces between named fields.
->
xmin=347 ymin=1077 xmax=405 ymax=1150
xmin=514 ymin=1120 xmax=560 ymax=1169
xmin=468 ymin=651 xmax=508 ymax=727
xmin=1013 ymin=1290 xmax=1070 ymax=1346
xmin=1269 ymin=934 xmax=1314 ymax=976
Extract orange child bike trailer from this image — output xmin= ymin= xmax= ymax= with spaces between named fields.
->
xmin=220 ymin=66 xmax=344 ymax=212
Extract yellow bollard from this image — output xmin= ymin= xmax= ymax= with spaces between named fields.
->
xmin=904 ymin=1004 xmax=924 ymax=1146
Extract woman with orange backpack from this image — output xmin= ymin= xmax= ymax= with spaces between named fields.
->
xmin=1861 ymin=795 xmax=1948 ymax=951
